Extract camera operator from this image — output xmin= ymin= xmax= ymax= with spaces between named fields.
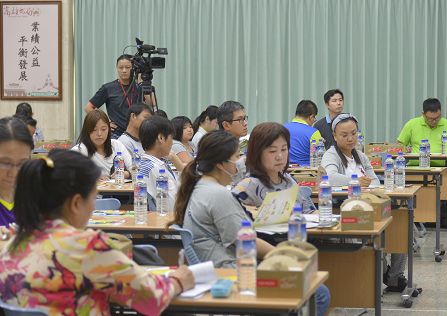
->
xmin=84 ymin=54 xmax=140 ymax=139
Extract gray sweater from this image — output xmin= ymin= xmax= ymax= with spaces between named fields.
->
xmin=321 ymin=146 xmax=380 ymax=186
xmin=183 ymin=178 xmax=250 ymax=268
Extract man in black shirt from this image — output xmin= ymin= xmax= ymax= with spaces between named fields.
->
xmin=314 ymin=89 xmax=344 ymax=149
xmin=85 ymin=55 xmax=140 ymax=139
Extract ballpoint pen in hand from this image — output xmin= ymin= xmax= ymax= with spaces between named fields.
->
xmin=178 ymin=249 xmax=185 ymax=266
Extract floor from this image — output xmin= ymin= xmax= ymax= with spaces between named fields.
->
xmin=329 ymin=227 xmax=447 ymax=315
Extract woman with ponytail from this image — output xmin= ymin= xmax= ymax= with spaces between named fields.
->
xmin=0 ymin=117 xmax=33 ymax=228
xmin=191 ymin=105 xmax=218 ymax=148
xmin=0 ymin=149 xmax=194 ymax=315
xmin=169 ymin=130 xmax=273 ymax=268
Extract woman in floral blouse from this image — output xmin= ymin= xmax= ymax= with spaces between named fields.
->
xmin=0 ymin=149 xmax=194 ymax=315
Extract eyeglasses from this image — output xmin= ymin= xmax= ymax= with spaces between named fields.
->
xmin=0 ymin=160 xmax=25 ymax=170
xmin=424 ymin=114 xmax=441 ymax=123
xmin=229 ymin=116 xmax=248 ymax=124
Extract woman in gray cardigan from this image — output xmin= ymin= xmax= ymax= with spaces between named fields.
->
xmin=322 ymin=113 xmax=407 ymax=293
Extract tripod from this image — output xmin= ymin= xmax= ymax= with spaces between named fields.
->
xmin=119 ymin=70 xmax=159 ymax=113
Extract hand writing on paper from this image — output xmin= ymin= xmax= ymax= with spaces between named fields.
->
xmin=169 ymin=265 xmax=195 ymax=295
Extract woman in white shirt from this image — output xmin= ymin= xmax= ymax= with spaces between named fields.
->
xmin=171 ymin=116 xmax=197 ymax=164
xmin=191 ymin=105 xmax=218 ymax=148
xmin=72 ymin=109 xmax=132 ymax=180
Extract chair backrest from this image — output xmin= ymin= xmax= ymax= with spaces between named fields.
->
xmin=0 ymin=300 xmax=48 ymax=316
xmin=298 ymin=186 xmax=316 ymax=213
xmin=94 ymin=198 xmax=121 ymax=210
xmin=170 ymin=224 xmax=201 ymax=265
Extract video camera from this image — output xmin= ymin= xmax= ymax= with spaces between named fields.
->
xmin=132 ymin=38 xmax=167 ymax=80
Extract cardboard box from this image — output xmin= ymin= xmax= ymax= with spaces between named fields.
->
xmin=340 ymin=199 xmax=374 ymax=230
xmin=365 ymin=142 xmax=404 ymax=156
xmin=257 ymin=242 xmax=318 ymax=298
xmin=369 ymin=156 xmax=382 ymax=169
xmin=290 ymin=166 xmax=326 ymax=186
xmin=35 ymin=140 xmax=73 ymax=152
xmin=361 ymin=192 xmax=392 ymax=222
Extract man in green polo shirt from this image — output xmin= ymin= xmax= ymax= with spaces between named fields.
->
xmin=397 ymin=98 xmax=447 ymax=166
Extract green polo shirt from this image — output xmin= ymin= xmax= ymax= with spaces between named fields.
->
xmin=397 ymin=116 xmax=447 ymax=166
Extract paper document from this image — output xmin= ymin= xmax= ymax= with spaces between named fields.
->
xmin=253 ymin=185 xmax=299 ymax=227
xmin=180 ymin=261 xmax=217 ymax=298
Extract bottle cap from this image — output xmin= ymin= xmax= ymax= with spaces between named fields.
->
xmin=293 ymin=205 xmax=303 ymax=213
xmin=322 ymin=175 xmax=328 ymax=181
xmin=312 ymin=140 xmax=316 ymax=143
xmin=117 ymin=151 xmax=122 ymax=155
xmin=241 ymin=220 xmax=251 ymax=227
xmin=159 ymin=169 xmax=166 ymax=174
xmin=137 ymin=174 xmax=143 ymax=179
xmin=398 ymin=151 xmax=403 ymax=156
xmin=134 ymin=149 xmax=139 ymax=153
xmin=351 ymin=174 xmax=358 ymax=179
xmin=387 ymin=154 xmax=392 ymax=158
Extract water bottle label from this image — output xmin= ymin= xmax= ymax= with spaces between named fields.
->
xmin=320 ymin=187 xmax=331 ymax=196
xmin=240 ymin=239 xmax=256 ymax=252
xmin=396 ymin=161 xmax=405 ymax=168
xmin=348 ymin=185 xmax=361 ymax=197
xmin=156 ymin=179 xmax=168 ymax=190
xmin=288 ymin=223 xmax=300 ymax=239
xmin=385 ymin=162 xmax=393 ymax=170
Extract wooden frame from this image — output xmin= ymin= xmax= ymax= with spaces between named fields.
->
xmin=0 ymin=1 xmax=62 ymax=100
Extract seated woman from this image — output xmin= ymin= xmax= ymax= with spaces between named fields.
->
xmin=72 ymin=109 xmax=132 ymax=180
xmin=0 ymin=117 xmax=33 ymax=228
xmin=232 ymin=122 xmax=330 ymax=316
xmin=321 ymin=113 xmax=407 ymax=292
xmin=0 ymin=150 xmax=194 ymax=315
xmin=169 ymin=130 xmax=274 ymax=268
xmin=191 ymin=105 xmax=219 ymax=147
xmin=171 ymin=116 xmax=197 ymax=165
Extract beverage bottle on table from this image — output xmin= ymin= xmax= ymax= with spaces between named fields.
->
xmin=425 ymin=140 xmax=431 ymax=166
xmin=356 ymin=130 xmax=364 ymax=152
xmin=316 ymin=143 xmax=324 ymax=167
xmin=288 ymin=205 xmax=307 ymax=242
xmin=442 ymin=131 xmax=447 ymax=155
xmin=384 ymin=154 xmax=395 ymax=192
xmin=395 ymin=152 xmax=406 ymax=189
xmin=236 ymin=220 xmax=257 ymax=296
xmin=310 ymin=140 xmax=317 ymax=168
xmin=134 ymin=174 xmax=148 ymax=224
xmin=348 ymin=174 xmax=361 ymax=199
xmin=419 ymin=141 xmax=427 ymax=168
xmin=156 ymin=169 xmax=168 ymax=216
xmin=318 ymin=175 xmax=333 ymax=226
xmin=131 ymin=149 xmax=141 ymax=183
xmin=114 ymin=152 xmax=125 ymax=187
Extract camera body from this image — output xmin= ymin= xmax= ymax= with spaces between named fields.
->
xmin=132 ymin=38 xmax=168 ymax=79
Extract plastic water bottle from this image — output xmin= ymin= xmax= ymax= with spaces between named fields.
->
xmin=236 ymin=220 xmax=257 ymax=296
xmin=356 ymin=130 xmax=364 ymax=152
xmin=395 ymin=152 xmax=406 ymax=189
xmin=419 ymin=141 xmax=427 ymax=168
xmin=348 ymin=174 xmax=361 ymax=199
xmin=316 ymin=144 xmax=324 ymax=167
xmin=114 ymin=152 xmax=125 ymax=187
xmin=318 ymin=175 xmax=333 ymax=226
xmin=134 ymin=175 xmax=148 ymax=224
xmin=156 ymin=169 xmax=169 ymax=216
xmin=425 ymin=140 xmax=431 ymax=166
xmin=310 ymin=140 xmax=317 ymax=167
xmin=288 ymin=205 xmax=307 ymax=242
xmin=442 ymin=131 xmax=447 ymax=155
xmin=384 ymin=154 xmax=394 ymax=192
xmin=131 ymin=149 xmax=141 ymax=183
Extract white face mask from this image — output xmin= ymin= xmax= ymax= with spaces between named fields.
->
xmin=222 ymin=157 xmax=246 ymax=184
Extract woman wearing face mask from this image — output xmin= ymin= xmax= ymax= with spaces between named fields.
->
xmin=169 ymin=130 xmax=274 ymax=267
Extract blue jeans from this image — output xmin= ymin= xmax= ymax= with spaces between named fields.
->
xmin=316 ymin=284 xmax=331 ymax=316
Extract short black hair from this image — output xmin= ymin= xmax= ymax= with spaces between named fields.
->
xmin=16 ymin=102 xmax=33 ymax=117
xmin=171 ymin=116 xmax=193 ymax=141
xmin=324 ymin=89 xmax=344 ymax=104
xmin=423 ymin=98 xmax=441 ymax=113
xmin=217 ymin=101 xmax=245 ymax=129
xmin=155 ymin=109 xmax=168 ymax=119
xmin=295 ymin=100 xmax=318 ymax=117
xmin=116 ymin=54 xmax=132 ymax=64
xmin=140 ymin=116 xmax=174 ymax=151
xmin=126 ymin=102 xmax=153 ymax=126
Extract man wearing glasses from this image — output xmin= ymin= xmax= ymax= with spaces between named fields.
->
xmin=284 ymin=100 xmax=322 ymax=166
xmin=217 ymin=100 xmax=249 ymax=143
xmin=398 ymin=98 xmax=447 ymax=166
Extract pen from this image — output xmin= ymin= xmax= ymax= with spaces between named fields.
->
xmin=178 ymin=249 xmax=185 ymax=266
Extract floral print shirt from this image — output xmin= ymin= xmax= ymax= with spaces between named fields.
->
xmin=0 ymin=219 xmax=175 ymax=316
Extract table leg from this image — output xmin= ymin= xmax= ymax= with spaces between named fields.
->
xmin=309 ymin=293 xmax=317 ymax=316
xmin=375 ymin=233 xmax=383 ymax=316
xmin=434 ymin=175 xmax=445 ymax=262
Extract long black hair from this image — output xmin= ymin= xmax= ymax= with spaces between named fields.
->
xmin=11 ymin=149 xmax=101 ymax=250
xmin=169 ymin=130 xmax=239 ymax=226
xmin=192 ymin=105 xmax=218 ymax=133
xmin=0 ymin=117 xmax=34 ymax=149
xmin=76 ymin=109 xmax=113 ymax=158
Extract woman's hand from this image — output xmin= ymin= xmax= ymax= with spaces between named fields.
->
xmin=359 ymin=176 xmax=372 ymax=187
xmin=169 ymin=265 xmax=195 ymax=295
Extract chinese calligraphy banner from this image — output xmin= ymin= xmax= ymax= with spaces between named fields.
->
xmin=1 ymin=1 xmax=61 ymax=100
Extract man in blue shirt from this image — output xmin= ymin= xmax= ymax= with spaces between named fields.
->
xmin=285 ymin=100 xmax=322 ymax=166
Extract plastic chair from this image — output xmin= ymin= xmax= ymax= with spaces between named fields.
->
xmin=133 ymin=244 xmax=158 ymax=255
xmin=0 ymin=300 xmax=48 ymax=316
xmin=94 ymin=198 xmax=121 ymax=210
xmin=170 ymin=224 xmax=201 ymax=265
